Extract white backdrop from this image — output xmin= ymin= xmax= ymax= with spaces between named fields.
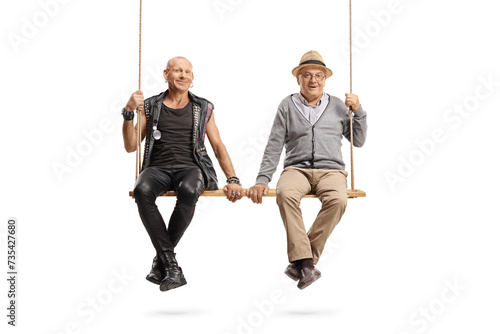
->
xmin=2 ymin=0 xmax=500 ymax=333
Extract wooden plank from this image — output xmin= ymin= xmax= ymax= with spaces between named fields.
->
xmin=129 ymin=189 xmax=366 ymax=198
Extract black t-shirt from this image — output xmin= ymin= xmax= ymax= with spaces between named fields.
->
xmin=149 ymin=101 xmax=197 ymax=166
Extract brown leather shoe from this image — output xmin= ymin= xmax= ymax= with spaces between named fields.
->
xmin=297 ymin=267 xmax=321 ymax=290
xmin=284 ymin=263 xmax=301 ymax=281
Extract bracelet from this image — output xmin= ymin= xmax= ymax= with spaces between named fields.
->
xmin=226 ymin=176 xmax=241 ymax=186
xmin=122 ymin=108 xmax=135 ymax=121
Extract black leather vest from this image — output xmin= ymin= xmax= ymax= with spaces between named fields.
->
xmin=142 ymin=90 xmax=218 ymax=190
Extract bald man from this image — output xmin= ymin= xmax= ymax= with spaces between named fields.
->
xmin=122 ymin=57 xmax=243 ymax=292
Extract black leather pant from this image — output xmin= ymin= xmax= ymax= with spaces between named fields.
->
xmin=133 ymin=165 xmax=205 ymax=254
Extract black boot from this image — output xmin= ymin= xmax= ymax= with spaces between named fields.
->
xmin=145 ymin=255 xmax=166 ymax=285
xmin=159 ymin=251 xmax=187 ymax=292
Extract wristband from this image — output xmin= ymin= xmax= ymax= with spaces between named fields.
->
xmin=226 ymin=176 xmax=241 ymax=186
xmin=122 ymin=108 xmax=135 ymax=121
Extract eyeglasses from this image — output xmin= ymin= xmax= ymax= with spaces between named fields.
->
xmin=299 ymin=72 xmax=326 ymax=80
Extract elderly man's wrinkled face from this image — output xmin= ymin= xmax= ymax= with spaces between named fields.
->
xmin=164 ymin=57 xmax=194 ymax=93
xmin=297 ymin=65 xmax=326 ymax=99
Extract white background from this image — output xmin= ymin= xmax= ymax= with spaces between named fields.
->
xmin=2 ymin=0 xmax=500 ymax=333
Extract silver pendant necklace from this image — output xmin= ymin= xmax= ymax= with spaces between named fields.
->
xmin=153 ymin=126 xmax=161 ymax=140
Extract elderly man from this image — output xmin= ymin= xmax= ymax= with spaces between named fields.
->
xmin=122 ymin=57 xmax=243 ymax=292
xmin=247 ymin=51 xmax=367 ymax=289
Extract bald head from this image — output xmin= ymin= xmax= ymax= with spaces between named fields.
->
xmin=166 ymin=57 xmax=192 ymax=71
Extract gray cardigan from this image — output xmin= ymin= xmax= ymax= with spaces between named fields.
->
xmin=256 ymin=94 xmax=367 ymax=185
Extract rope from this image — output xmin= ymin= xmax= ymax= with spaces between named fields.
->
xmin=349 ymin=0 xmax=355 ymax=190
xmin=138 ymin=0 xmax=142 ymax=91
xmin=135 ymin=0 xmax=143 ymax=180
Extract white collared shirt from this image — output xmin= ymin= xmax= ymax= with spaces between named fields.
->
xmin=291 ymin=92 xmax=329 ymax=124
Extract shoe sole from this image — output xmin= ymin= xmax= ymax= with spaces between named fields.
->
xmin=297 ymin=272 xmax=321 ymax=290
xmin=160 ymin=277 xmax=187 ymax=292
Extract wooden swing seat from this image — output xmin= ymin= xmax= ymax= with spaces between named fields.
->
xmin=129 ymin=189 xmax=366 ymax=198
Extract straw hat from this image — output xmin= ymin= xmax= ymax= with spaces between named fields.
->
xmin=291 ymin=50 xmax=333 ymax=78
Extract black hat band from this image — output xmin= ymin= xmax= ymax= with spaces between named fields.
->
xmin=299 ymin=59 xmax=326 ymax=67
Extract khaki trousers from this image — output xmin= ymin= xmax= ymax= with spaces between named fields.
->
xmin=276 ymin=167 xmax=348 ymax=264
